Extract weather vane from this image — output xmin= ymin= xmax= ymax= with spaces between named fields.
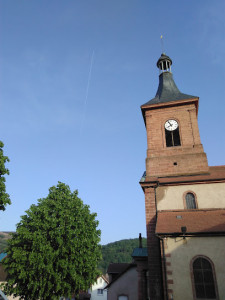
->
xmin=160 ymin=35 xmax=165 ymax=54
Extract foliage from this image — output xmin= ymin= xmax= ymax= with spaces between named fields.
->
xmin=98 ymin=238 xmax=147 ymax=273
xmin=1 ymin=235 xmax=146 ymax=274
xmin=1 ymin=182 xmax=101 ymax=300
xmin=0 ymin=141 xmax=11 ymax=211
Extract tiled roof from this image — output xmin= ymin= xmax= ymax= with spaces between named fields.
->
xmin=107 ymin=263 xmax=130 ymax=274
xmin=158 ymin=166 xmax=225 ymax=184
xmin=105 ymin=263 xmax=136 ymax=289
xmin=141 ymin=166 xmax=225 ymax=185
xmin=132 ymin=247 xmax=148 ymax=257
xmin=156 ymin=209 xmax=225 ymax=235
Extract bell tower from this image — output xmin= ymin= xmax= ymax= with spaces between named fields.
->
xmin=139 ymin=54 xmax=210 ymax=300
xmin=141 ymin=53 xmax=209 ymax=179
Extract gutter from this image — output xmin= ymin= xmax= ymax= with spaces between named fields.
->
xmin=156 ymin=232 xmax=225 ymax=238
xmin=156 ymin=234 xmax=168 ymax=300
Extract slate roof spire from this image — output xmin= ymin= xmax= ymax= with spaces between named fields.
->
xmin=142 ymin=53 xmax=198 ymax=106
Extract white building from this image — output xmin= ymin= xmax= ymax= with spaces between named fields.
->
xmin=88 ymin=275 xmax=108 ymax=300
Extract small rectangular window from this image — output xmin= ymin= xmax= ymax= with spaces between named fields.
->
xmin=97 ymin=289 xmax=103 ymax=295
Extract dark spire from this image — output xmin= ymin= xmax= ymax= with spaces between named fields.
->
xmin=142 ymin=54 xmax=197 ymax=106
xmin=139 ymin=233 xmax=143 ymax=248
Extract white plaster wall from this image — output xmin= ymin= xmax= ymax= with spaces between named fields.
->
xmin=156 ymin=182 xmax=225 ymax=210
xmin=165 ymin=236 xmax=225 ymax=300
xmin=89 ymin=277 xmax=107 ymax=300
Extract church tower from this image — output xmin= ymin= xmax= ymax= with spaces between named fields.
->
xmin=139 ymin=53 xmax=225 ymax=300
xmin=141 ymin=53 xmax=209 ymax=179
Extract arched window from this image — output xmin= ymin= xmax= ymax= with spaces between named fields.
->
xmin=185 ymin=192 xmax=197 ymax=209
xmin=192 ymin=257 xmax=217 ymax=299
xmin=164 ymin=119 xmax=181 ymax=147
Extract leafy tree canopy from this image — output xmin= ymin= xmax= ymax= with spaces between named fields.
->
xmin=0 ymin=141 xmax=11 ymax=211
xmin=2 ymin=182 xmax=101 ymax=300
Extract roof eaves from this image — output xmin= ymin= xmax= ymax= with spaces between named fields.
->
xmin=101 ymin=274 xmax=109 ymax=284
xmin=156 ymin=232 xmax=225 ymax=237
xmin=141 ymin=97 xmax=199 ymax=110
xmin=105 ymin=263 xmax=136 ymax=289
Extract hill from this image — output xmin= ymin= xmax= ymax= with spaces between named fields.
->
xmin=98 ymin=238 xmax=147 ymax=273
xmin=0 ymin=232 xmax=12 ymax=252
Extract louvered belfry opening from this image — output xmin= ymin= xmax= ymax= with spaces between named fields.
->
xmin=165 ymin=127 xmax=181 ymax=147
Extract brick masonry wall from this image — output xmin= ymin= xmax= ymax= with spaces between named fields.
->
xmin=145 ymin=187 xmax=164 ymax=299
xmin=134 ymin=258 xmax=149 ymax=300
xmin=142 ymin=100 xmax=211 ymax=299
xmin=137 ymin=270 xmax=147 ymax=300
xmin=144 ymin=103 xmax=209 ymax=178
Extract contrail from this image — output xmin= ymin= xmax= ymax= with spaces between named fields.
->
xmin=80 ymin=50 xmax=95 ymax=135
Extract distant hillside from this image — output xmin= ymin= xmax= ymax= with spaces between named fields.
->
xmin=0 ymin=233 xmax=146 ymax=274
xmin=0 ymin=232 xmax=12 ymax=252
xmin=98 ymin=238 xmax=147 ymax=274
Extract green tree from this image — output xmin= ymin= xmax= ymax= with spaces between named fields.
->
xmin=0 ymin=141 xmax=11 ymax=211
xmin=2 ymin=182 xmax=101 ymax=300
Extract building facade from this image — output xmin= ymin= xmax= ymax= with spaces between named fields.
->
xmin=137 ymin=54 xmax=225 ymax=300
xmin=88 ymin=275 xmax=108 ymax=300
xmin=106 ymin=263 xmax=138 ymax=300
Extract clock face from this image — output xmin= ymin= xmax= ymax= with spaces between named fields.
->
xmin=165 ymin=119 xmax=178 ymax=131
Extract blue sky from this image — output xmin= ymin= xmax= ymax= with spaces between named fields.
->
xmin=0 ymin=0 xmax=224 ymax=245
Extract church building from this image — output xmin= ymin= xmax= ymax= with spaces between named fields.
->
xmin=133 ymin=53 xmax=225 ymax=300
